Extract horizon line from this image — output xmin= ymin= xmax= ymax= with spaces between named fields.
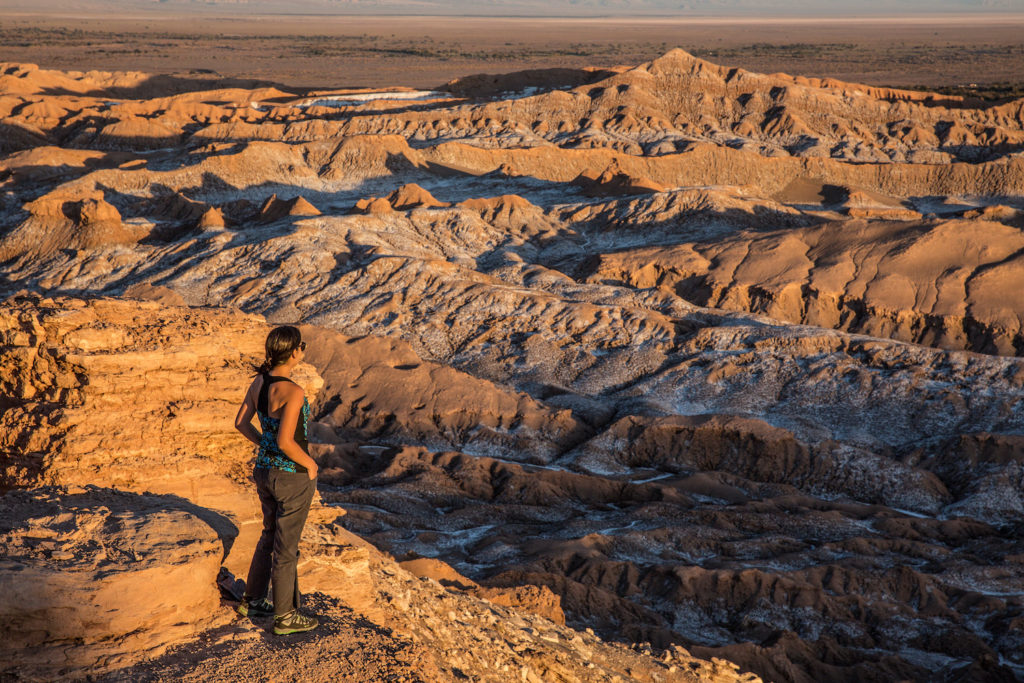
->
xmin=5 ymin=10 xmax=1024 ymax=20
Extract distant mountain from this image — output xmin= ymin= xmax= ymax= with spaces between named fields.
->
xmin=5 ymin=0 xmax=1024 ymax=15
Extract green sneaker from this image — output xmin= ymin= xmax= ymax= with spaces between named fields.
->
xmin=236 ymin=596 xmax=274 ymax=618
xmin=273 ymin=610 xmax=319 ymax=635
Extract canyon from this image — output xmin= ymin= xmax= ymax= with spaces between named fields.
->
xmin=1 ymin=45 xmax=1023 ymax=681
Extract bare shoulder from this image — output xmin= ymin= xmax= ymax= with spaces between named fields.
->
xmin=272 ymin=378 xmax=304 ymax=402
xmin=284 ymin=380 xmax=306 ymax=401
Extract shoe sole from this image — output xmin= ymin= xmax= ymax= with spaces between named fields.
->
xmin=273 ymin=623 xmax=318 ymax=635
xmin=236 ymin=604 xmax=273 ymax=618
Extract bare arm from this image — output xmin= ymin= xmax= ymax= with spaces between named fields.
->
xmin=276 ymin=385 xmax=319 ymax=480
xmin=234 ymin=378 xmax=263 ymax=447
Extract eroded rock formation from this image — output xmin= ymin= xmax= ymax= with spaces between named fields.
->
xmin=0 ymin=488 xmax=230 ymax=677
xmin=0 ymin=295 xmax=742 ymax=682
xmin=2 ymin=47 xmax=1024 ymax=681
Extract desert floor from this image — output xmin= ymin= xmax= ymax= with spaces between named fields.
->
xmin=1 ymin=13 xmax=1023 ymax=92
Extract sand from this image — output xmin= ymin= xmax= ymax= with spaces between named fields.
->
xmin=1 ymin=13 xmax=1023 ymax=88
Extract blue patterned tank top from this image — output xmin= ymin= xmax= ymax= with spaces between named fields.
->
xmin=255 ymin=373 xmax=310 ymax=473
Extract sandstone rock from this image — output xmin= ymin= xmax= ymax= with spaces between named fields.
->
xmin=258 ymin=193 xmax=322 ymax=222
xmin=2 ymin=48 xmax=1023 ymax=683
xmin=400 ymin=556 xmax=567 ymax=624
xmin=0 ymin=487 xmax=230 ymax=679
xmin=354 ymin=196 xmax=396 ymax=214
xmin=197 ymin=206 xmax=227 ymax=229
xmin=0 ymin=120 xmax=49 ymax=154
xmin=400 ymin=557 xmax=481 ymax=591
xmin=574 ymin=164 xmax=667 ymax=197
xmin=583 ymin=216 xmax=1024 ymax=355
xmin=476 ymin=584 xmax=566 ymax=626
xmin=0 ymin=294 xmax=322 ymax=578
xmin=76 ymin=196 xmax=122 ymax=225
xmin=387 ymin=183 xmax=449 ymax=211
xmin=0 ymin=295 xmax=608 ymax=678
xmin=0 ymin=192 xmax=135 ymax=261
xmin=572 ymin=413 xmax=950 ymax=513
xmin=94 ymin=116 xmax=182 ymax=150
xmin=300 ymin=324 xmax=588 ymax=460
xmin=150 ymin=191 xmax=208 ymax=223
xmin=122 ymin=282 xmax=188 ymax=306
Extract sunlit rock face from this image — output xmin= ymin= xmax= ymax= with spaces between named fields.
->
xmin=0 ymin=487 xmax=230 ymax=678
xmin=1 ymin=50 xmax=1023 ymax=681
xmin=0 ymin=296 xmax=753 ymax=683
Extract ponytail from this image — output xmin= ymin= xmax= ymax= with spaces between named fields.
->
xmin=255 ymin=325 xmax=302 ymax=375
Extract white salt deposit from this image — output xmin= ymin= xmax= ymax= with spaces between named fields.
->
xmin=298 ymin=91 xmax=445 ymax=108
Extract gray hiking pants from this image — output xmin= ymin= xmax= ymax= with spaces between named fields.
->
xmin=244 ymin=467 xmax=316 ymax=617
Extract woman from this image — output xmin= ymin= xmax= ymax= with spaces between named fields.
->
xmin=233 ymin=325 xmax=320 ymax=635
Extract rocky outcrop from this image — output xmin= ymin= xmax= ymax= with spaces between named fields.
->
xmin=420 ymin=140 xmax=1024 ymax=199
xmin=399 ymin=556 xmax=567 ymax=624
xmin=584 ymin=217 xmax=1024 ymax=355
xmin=93 ymin=116 xmax=183 ymax=150
xmin=355 ymin=183 xmax=449 ymax=213
xmin=0 ymin=191 xmax=136 ymax=262
xmin=7 ymin=50 xmax=1023 ymax=167
xmin=0 ymin=295 xmax=755 ymax=682
xmin=0 ymin=294 xmax=325 ymax=579
xmin=331 ymin=433 xmax=1024 ymax=683
xmin=106 ymin=549 xmax=756 ymax=683
xmin=0 ymin=488 xmax=231 ymax=678
xmin=197 ymin=206 xmax=227 ymax=229
xmin=300 ymin=325 xmax=589 ymax=460
xmin=258 ymin=193 xmax=321 ymax=222
xmin=572 ymin=413 xmax=951 ymax=513
xmin=573 ymin=164 xmax=667 ymax=197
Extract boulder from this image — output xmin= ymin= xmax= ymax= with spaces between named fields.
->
xmin=0 ymin=487 xmax=230 ymax=678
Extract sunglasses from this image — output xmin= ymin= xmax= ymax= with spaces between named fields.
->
xmin=298 ymin=341 xmax=306 ymax=351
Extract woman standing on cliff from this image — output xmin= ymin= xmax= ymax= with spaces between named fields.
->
xmin=233 ymin=325 xmax=320 ymax=635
